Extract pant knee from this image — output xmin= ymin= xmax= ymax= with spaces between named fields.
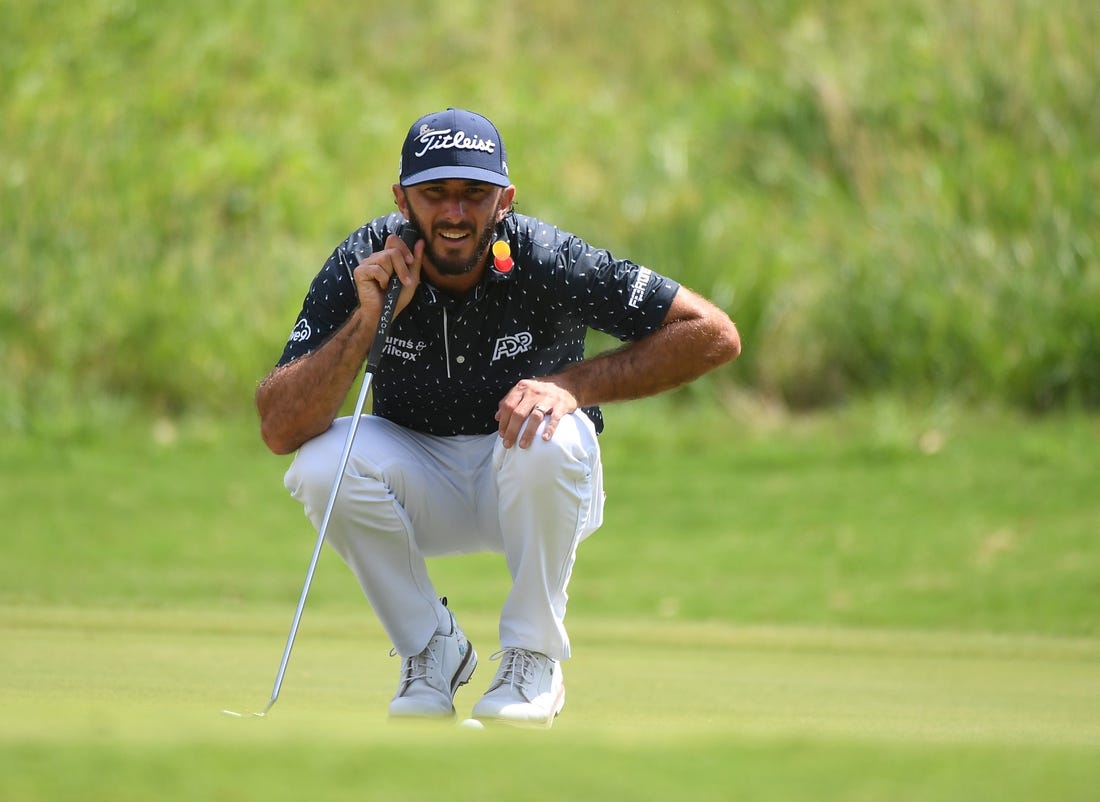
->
xmin=284 ymin=420 xmax=387 ymax=509
xmin=285 ymin=430 xmax=336 ymax=504
xmin=495 ymin=412 xmax=599 ymax=485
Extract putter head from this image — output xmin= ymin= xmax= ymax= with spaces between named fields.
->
xmin=220 ymin=707 xmax=269 ymax=719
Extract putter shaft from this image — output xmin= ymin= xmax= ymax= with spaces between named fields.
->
xmin=224 ymin=264 xmax=406 ymax=718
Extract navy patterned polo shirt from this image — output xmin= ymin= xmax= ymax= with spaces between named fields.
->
xmin=276 ymin=211 xmax=680 ymax=436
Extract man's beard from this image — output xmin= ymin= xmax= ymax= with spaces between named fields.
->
xmin=407 ymin=208 xmax=498 ymax=276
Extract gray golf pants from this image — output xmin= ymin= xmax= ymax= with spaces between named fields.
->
xmin=283 ymin=412 xmax=604 ymax=661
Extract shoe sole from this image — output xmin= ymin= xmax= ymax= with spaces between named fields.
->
xmin=452 ymin=643 xmax=478 ymax=694
xmin=474 ymin=684 xmax=565 ymax=730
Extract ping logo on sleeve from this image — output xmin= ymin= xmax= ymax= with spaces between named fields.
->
xmin=289 ymin=318 xmax=312 ymax=343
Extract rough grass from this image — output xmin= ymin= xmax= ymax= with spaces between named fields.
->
xmin=2 ymin=0 xmax=1099 ymax=427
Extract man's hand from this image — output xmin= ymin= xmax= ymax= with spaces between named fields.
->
xmin=496 ymin=378 xmax=579 ymax=449
xmin=353 ymin=232 xmax=422 ymax=318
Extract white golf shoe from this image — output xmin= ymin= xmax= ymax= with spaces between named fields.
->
xmin=471 ymin=648 xmax=565 ymax=728
xmin=388 ymin=607 xmax=477 ymax=719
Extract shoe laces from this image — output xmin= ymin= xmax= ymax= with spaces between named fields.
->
xmin=490 ymin=648 xmax=540 ymax=690
xmin=394 ymin=640 xmax=443 ymax=690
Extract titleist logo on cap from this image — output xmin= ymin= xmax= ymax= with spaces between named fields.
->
xmin=400 ymin=108 xmax=510 ymax=187
xmin=412 ymin=125 xmax=497 ymax=159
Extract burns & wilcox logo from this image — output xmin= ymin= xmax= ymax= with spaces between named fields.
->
xmin=383 ymin=336 xmax=428 ymax=363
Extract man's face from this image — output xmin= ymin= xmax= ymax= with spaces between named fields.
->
xmin=400 ymin=180 xmax=509 ymax=276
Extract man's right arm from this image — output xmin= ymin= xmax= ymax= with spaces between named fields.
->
xmin=256 ymin=233 xmax=422 ymax=455
xmin=256 ymin=308 xmax=378 ymax=455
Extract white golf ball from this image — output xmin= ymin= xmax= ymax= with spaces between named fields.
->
xmin=459 ymin=718 xmax=485 ymax=730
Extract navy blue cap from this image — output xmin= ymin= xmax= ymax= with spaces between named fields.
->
xmin=399 ymin=108 xmax=510 ymax=187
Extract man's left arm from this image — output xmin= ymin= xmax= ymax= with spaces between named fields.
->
xmin=496 ymin=286 xmax=741 ymax=448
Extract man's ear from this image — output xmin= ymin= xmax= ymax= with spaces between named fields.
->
xmin=497 ymin=185 xmax=516 ymax=221
xmin=393 ymin=184 xmax=409 ymax=218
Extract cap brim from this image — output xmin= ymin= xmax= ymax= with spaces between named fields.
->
xmin=400 ymin=165 xmax=510 ymax=188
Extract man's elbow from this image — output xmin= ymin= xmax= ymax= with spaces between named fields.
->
xmin=675 ymin=290 xmax=742 ymax=367
xmin=256 ymin=393 xmax=304 ymax=455
xmin=720 ymin=320 xmax=742 ymax=363
xmin=259 ymin=417 xmax=300 ymax=456
xmin=258 ymin=406 xmax=329 ymax=455
xmin=705 ymin=314 xmax=741 ymax=367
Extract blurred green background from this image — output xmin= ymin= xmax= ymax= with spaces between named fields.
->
xmin=3 ymin=0 xmax=1098 ymax=437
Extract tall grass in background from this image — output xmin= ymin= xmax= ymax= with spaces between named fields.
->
xmin=2 ymin=0 xmax=1097 ymax=434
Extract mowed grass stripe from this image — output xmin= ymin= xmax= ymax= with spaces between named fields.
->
xmin=3 ymin=606 xmax=1097 ymax=748
xmin=3 ymin=738 xmax=1099 ymax=802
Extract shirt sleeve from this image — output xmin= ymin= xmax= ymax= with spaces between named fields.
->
xmin=529 ymin=223 xmax=681 ymax=341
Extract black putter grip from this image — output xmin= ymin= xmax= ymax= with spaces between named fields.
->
xmin=364 ymin=225 xmax=417 ymax=372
